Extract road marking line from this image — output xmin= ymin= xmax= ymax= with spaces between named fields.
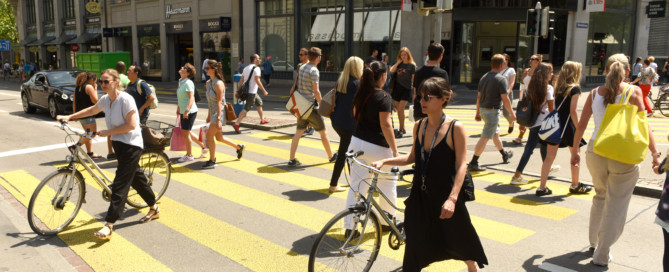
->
xmin=0 ymin=93 xmax=19 ymax=97
xmin=539 ymin=262 xmax=579 ymax=272
xmin=244 ymin=133 xmax=577 ymax=221
xmin=0 ymin=170 xmax=171 ymax=272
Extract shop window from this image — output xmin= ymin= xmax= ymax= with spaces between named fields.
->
xmin=258 ymin=16 xmax=295 ymax=72
xmin=202 ymin=32 xmax=232 ymax=77
xmin=585 ymin=12 xmax=632 ymax=76
xmin=140 ymin=36 xmax=161 ymax=78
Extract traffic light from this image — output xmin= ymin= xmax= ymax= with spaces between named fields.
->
xmin=540 ymin=8 xmax=555 ymax=38
xmin=526 ymin=9 xmax=540 ymax=36
xmin=421 ymin=0 xmax=437 ymax=8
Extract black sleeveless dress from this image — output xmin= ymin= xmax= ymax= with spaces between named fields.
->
xmin=402 ymin=120 xmax=488 ymax=271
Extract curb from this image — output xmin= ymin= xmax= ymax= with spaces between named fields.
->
xmin=486 ymin=165 xmax=662 ymax=199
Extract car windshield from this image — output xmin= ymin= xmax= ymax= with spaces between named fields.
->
xmin=46 ymin=71 xmax=80 ymax=86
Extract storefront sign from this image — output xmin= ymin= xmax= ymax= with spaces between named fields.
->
xmin=166 ymin=21 xmax=192 ymax=34
xmin=29 ymin=47 xmax=39 ymax=53
xmin=585 ymin=0 xmax=605 ymax=12
xmin=115 ymin=27 xmax=131 ymax=37
xmin=86 ymin=17 xmax=101 ymax=24
xmin=648 ymin=1 xmax=666 ymax=18
xmin=220 ymin=17 xmax=231 ymax=32
xmin=166 ymin=5 xmax=191 ymax=19
xmin=27 ymin=25 xmax=36 ymax=31
xmin=86 ymin=1 xmax=101 ymax=14
xmin=137 ymin=24 xmax=160 ymax=37
xmin=71 ymin=44 xmax=79 ymax=52
xmin=47 ymin=45 xmax=58 ymax=52
xmin=200 ymin=18 xmax=220 ymax=32
xmin=64 ymin=19 xmax=76 ymax=27
xmin=43 ymin=22 xmax=54 ymax=29
xmin=576 ymin=22 xmax=589 ymax=28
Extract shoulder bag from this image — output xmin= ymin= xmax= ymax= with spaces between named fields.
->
xmin=449 ymin=119 xmax=475 ymax=202
xmin=538 ymin=87 xmax=572 ymax=145
xmin=238 ymin=66 xmax=256 ymax=101
xmin=318 ymin=86 xmax=337 ymax=118
xmin=593 ymin=85 xmax=649 ymax=164
xmin=515 ymin=95 xmax=538 ymax=127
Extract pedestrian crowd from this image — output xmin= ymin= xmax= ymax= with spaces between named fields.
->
xmin=45 ymin=42 xmax=669 ymax=271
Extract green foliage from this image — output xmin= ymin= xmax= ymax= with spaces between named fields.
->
xmin=0 ymin=0 xmax=18 ymax=43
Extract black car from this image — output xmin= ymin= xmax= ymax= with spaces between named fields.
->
xmin=21 ymin=70 xmax=103 ymax=119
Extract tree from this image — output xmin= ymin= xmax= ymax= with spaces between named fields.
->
xmin=0 ymin=0 xmax=17 ymax=43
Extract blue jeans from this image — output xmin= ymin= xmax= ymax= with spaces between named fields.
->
xmin=515 ymin=126 xmax=547 ymax=174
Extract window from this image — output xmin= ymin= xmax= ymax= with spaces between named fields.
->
xmin=63 ymin=0 xmax=75 ymax=19
xmin=42 ymin=0 xmax=54 ymax=21
xmin=585 ymin=11 xmax=633 ymax=76
xmin=258 ymin=0 xmax=295 ymax=72
xmin=26 ymin=0 xmax=35 ymax=24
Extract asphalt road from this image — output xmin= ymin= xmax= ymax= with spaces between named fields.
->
xmin=0 ymin=78 xmax=665 ymax=271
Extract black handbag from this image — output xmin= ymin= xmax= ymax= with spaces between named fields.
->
xmin=515 ymin=95 xmax=538 ymax=127
xmin=450 ymin=119 xmax=475 ymax=202
xmin=238 ymin=66 xmax=256 ymax=101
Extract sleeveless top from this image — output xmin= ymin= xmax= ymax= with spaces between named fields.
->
xmin=590 ymin=87 xmax=625 ymax=142
xmin=206 ymin=78 xmax=225 ymax=122
xmin=74 ymin=83 xmax=94 ymax=112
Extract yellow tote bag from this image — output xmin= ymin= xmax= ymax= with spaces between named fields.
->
xmin=593 ymin=85 xmax=649 ymax=164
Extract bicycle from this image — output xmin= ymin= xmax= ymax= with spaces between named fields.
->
xmin=27 ymin=121 xmax=172 ymax=236
xmin=649 ymin=83 xmax=669 ymax=117
xmin=308 ymin=150 xmax=413 ymax=272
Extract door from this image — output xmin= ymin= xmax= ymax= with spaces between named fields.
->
xmin=34 ymin=73 xmax=49 ymax=106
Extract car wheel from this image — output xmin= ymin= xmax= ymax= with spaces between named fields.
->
xmin=48 ymin=97 xmax=59 ymax=120
xmin=22 ymin=92 xmax=36 ymax=114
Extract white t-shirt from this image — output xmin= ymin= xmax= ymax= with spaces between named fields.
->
xmin=650 ymin=62 xmax=658 ymax=73
xmin=241 ymin=64 xmax=260 ymax=94
xmin=502 ymin=67 xmax=517 ymax=88
xmin=96 ymin=92 xmax=143 ymax=148
xmin=533 ymin=85 xmax=554 ymax=128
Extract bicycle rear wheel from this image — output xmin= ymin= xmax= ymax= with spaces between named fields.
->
xmin=308 ymin=209 xmax=382 ymax=272
xmin=126 ymin=151 xmax=171 ymax=208
xmin=658 ymin=93 xmax=669 ymax=117
xmin=27 ymin=169 xmax=85 ymax=236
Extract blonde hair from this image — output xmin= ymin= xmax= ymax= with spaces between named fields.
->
xmin=555 ymin=61 xmax=582 ymax=98
xmin=336 ymin=56 xmax=364 ymax=94
xmin=396 ymin=47 xmax=416 ymax=67
xmin=101 ymin=69 xmax=122 ymax=91
xmin=603 ymin=53 xmax=629 ymax=105
xmin=648 ymin=56 xmax=655 ymax=62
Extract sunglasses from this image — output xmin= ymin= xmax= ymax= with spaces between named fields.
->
xmin=298 ymin=54 xmax=305 ymax=56
xmin=530 ymin=58 xmax=539 ymax=61
xmin=98 ymin=79 xmax=113 ymax=85
xmin=420 ymin=94 xmax=439 ymax=102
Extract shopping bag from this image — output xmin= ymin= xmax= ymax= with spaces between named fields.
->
xmin=317 ymin=89 xmax=336 ymax=118
xmin=169 ymin=117 xmax=186 ymax=151
xmin=285 ymin=91 xmax=315 ymax=119
xmin=233 ymin=99 xmax=245 ymax=116
xmin=198 ymin=125 xmax=209 ymax=148
xmin=408 ymin=105 xmax=415 ymax=122
xmin=593 ymin=85 xmax=649 ymax=164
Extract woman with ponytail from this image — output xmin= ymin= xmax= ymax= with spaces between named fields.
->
xmin=344 ymin=60 xmax=398 ymax=231
xmin=201 ymin=60 xmax=245 ymax=169
xmin=571 ymin=53 xmax=661 ymax=267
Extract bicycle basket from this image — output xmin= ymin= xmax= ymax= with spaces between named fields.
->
xmin=142 ymin=120 xmax=174 ymax=148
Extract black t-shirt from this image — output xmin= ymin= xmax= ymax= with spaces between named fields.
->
xmin=413 ymin=66 xmax=449 ymax=118
xmin=353 ymin=89 xmax=393 ymax=147
xmin=478 ymin=72 xmax=508 ymax=108
xmin=555 ymin=86 xmax=581 ymax=127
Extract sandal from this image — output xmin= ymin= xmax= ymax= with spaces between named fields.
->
xmin=93 ymin=224 xmax=113 ymax=240
xmin=87 ymin=152 xmax=103 ymax=159
xmin=139 ymin=206 xmax=160 ymax=223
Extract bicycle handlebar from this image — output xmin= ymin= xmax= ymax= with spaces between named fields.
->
xmin=58 ymin=121 xmax=96 ymax=139
xmin=345 ymin=150 xmax=414 ymax=182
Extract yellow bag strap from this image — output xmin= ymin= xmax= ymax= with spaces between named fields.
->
xmin=620 ymin=84 xmax=634 ymax=105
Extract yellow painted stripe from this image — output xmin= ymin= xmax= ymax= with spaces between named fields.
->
xmin=0 ymin=170 xmax=171 ymax=272
xmin=198 ymin=148 xmax=533 ymax=245
xmin=249 ymin=132 xmax=340 ymax=152
xmin=471 ymin=171 xmax=594 ymax=201
xmin=237 ymin=140 xmax=576 ymax=221
xmin=67 ymin=165 xmax=332 ymax=272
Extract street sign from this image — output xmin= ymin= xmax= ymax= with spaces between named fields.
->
xmin=71 ymin=44 xmax=79 ymax=52
xmin=648 ymin=1 xmax=666 ymax=18
xmin=0 ymin=40 xmax=10 ymax=51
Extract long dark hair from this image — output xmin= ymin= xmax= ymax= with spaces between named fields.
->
xmin=527 ymin=63 xmax=552 ymax=112
xmin=75 ymin=72 xmax=96 ymax=91
xmin=352 ymin=61 xmax=386 ymax=122
xmin=206 ymin=59 xmax=225 ymax=81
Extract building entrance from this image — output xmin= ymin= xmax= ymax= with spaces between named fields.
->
xmin=172 ymin=34 xmax=194 ymax=77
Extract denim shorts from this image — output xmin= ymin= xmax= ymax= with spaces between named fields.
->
xmin=180 ymin=112 xmax=198 ymax=131
xmin=479 ymin=108 xmax=500 ymax=139
xmin=79 ymin=117 xmax=96 ymax=126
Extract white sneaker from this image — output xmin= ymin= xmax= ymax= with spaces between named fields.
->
xmin=178 ymin=155 xmax=195 ymax=163
xmin=550 ymin=164 xmax=560 ymax=174
xmin=199 ymin=148 xmax=209 ymax=159
xmin=510 ymin=176 xmax=528 ymax=185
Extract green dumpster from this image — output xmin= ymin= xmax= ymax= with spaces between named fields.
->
xmin=76 ymin=52 xmax=131 ymax=78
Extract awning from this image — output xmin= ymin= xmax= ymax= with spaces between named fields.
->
xmin=15 ymin=37 xmax=38 ymax=47
xmin=27 ymin=36 xmax=56 ymax=46
xmin=66 ymin=33 xmax=101 ymax=44
xmin=45 ymin=35 xmax=76 ymax=45
xmin=308 ymin=10 xmax=401 ymax=42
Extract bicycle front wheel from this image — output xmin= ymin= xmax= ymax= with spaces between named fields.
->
xmin=658 ymin=93 xmax=669 ymax=117
xmin=308 ymin=209 xmax=382 ymax=272
xmin=27 ymin=169 xmax=85 ymax=236
xmin=127 ymin=151 xmax=171 ymax=208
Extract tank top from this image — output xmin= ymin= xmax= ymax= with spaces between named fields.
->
xmin=590 ymin=87 xmax=626 ymax=142
xmin=74 ymin=83 xmax=94 ymax=112
xmin=206 ymin=78 xmax=224 ymax=112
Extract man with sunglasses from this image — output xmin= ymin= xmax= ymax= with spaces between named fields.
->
xmin=125 ymin=65 xmax=155 ymax=125
xmin=413 ymin=43 xmax=449 ymax=121
xmin=468 ymin=54 xmax=516 ymax=172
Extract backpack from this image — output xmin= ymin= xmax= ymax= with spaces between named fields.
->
xmin=137 ymin=79 xmax=158 ymax=109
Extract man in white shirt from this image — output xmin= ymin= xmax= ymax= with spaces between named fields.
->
xmin=233 ymin=54 xmax=269 ymax=133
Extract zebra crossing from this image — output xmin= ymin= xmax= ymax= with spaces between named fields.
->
xmin=0 ymin=122 xmax=604 ymax=272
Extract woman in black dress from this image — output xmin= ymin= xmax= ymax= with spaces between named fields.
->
xmin=372 ymin=77 xmax=487 ymax=271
